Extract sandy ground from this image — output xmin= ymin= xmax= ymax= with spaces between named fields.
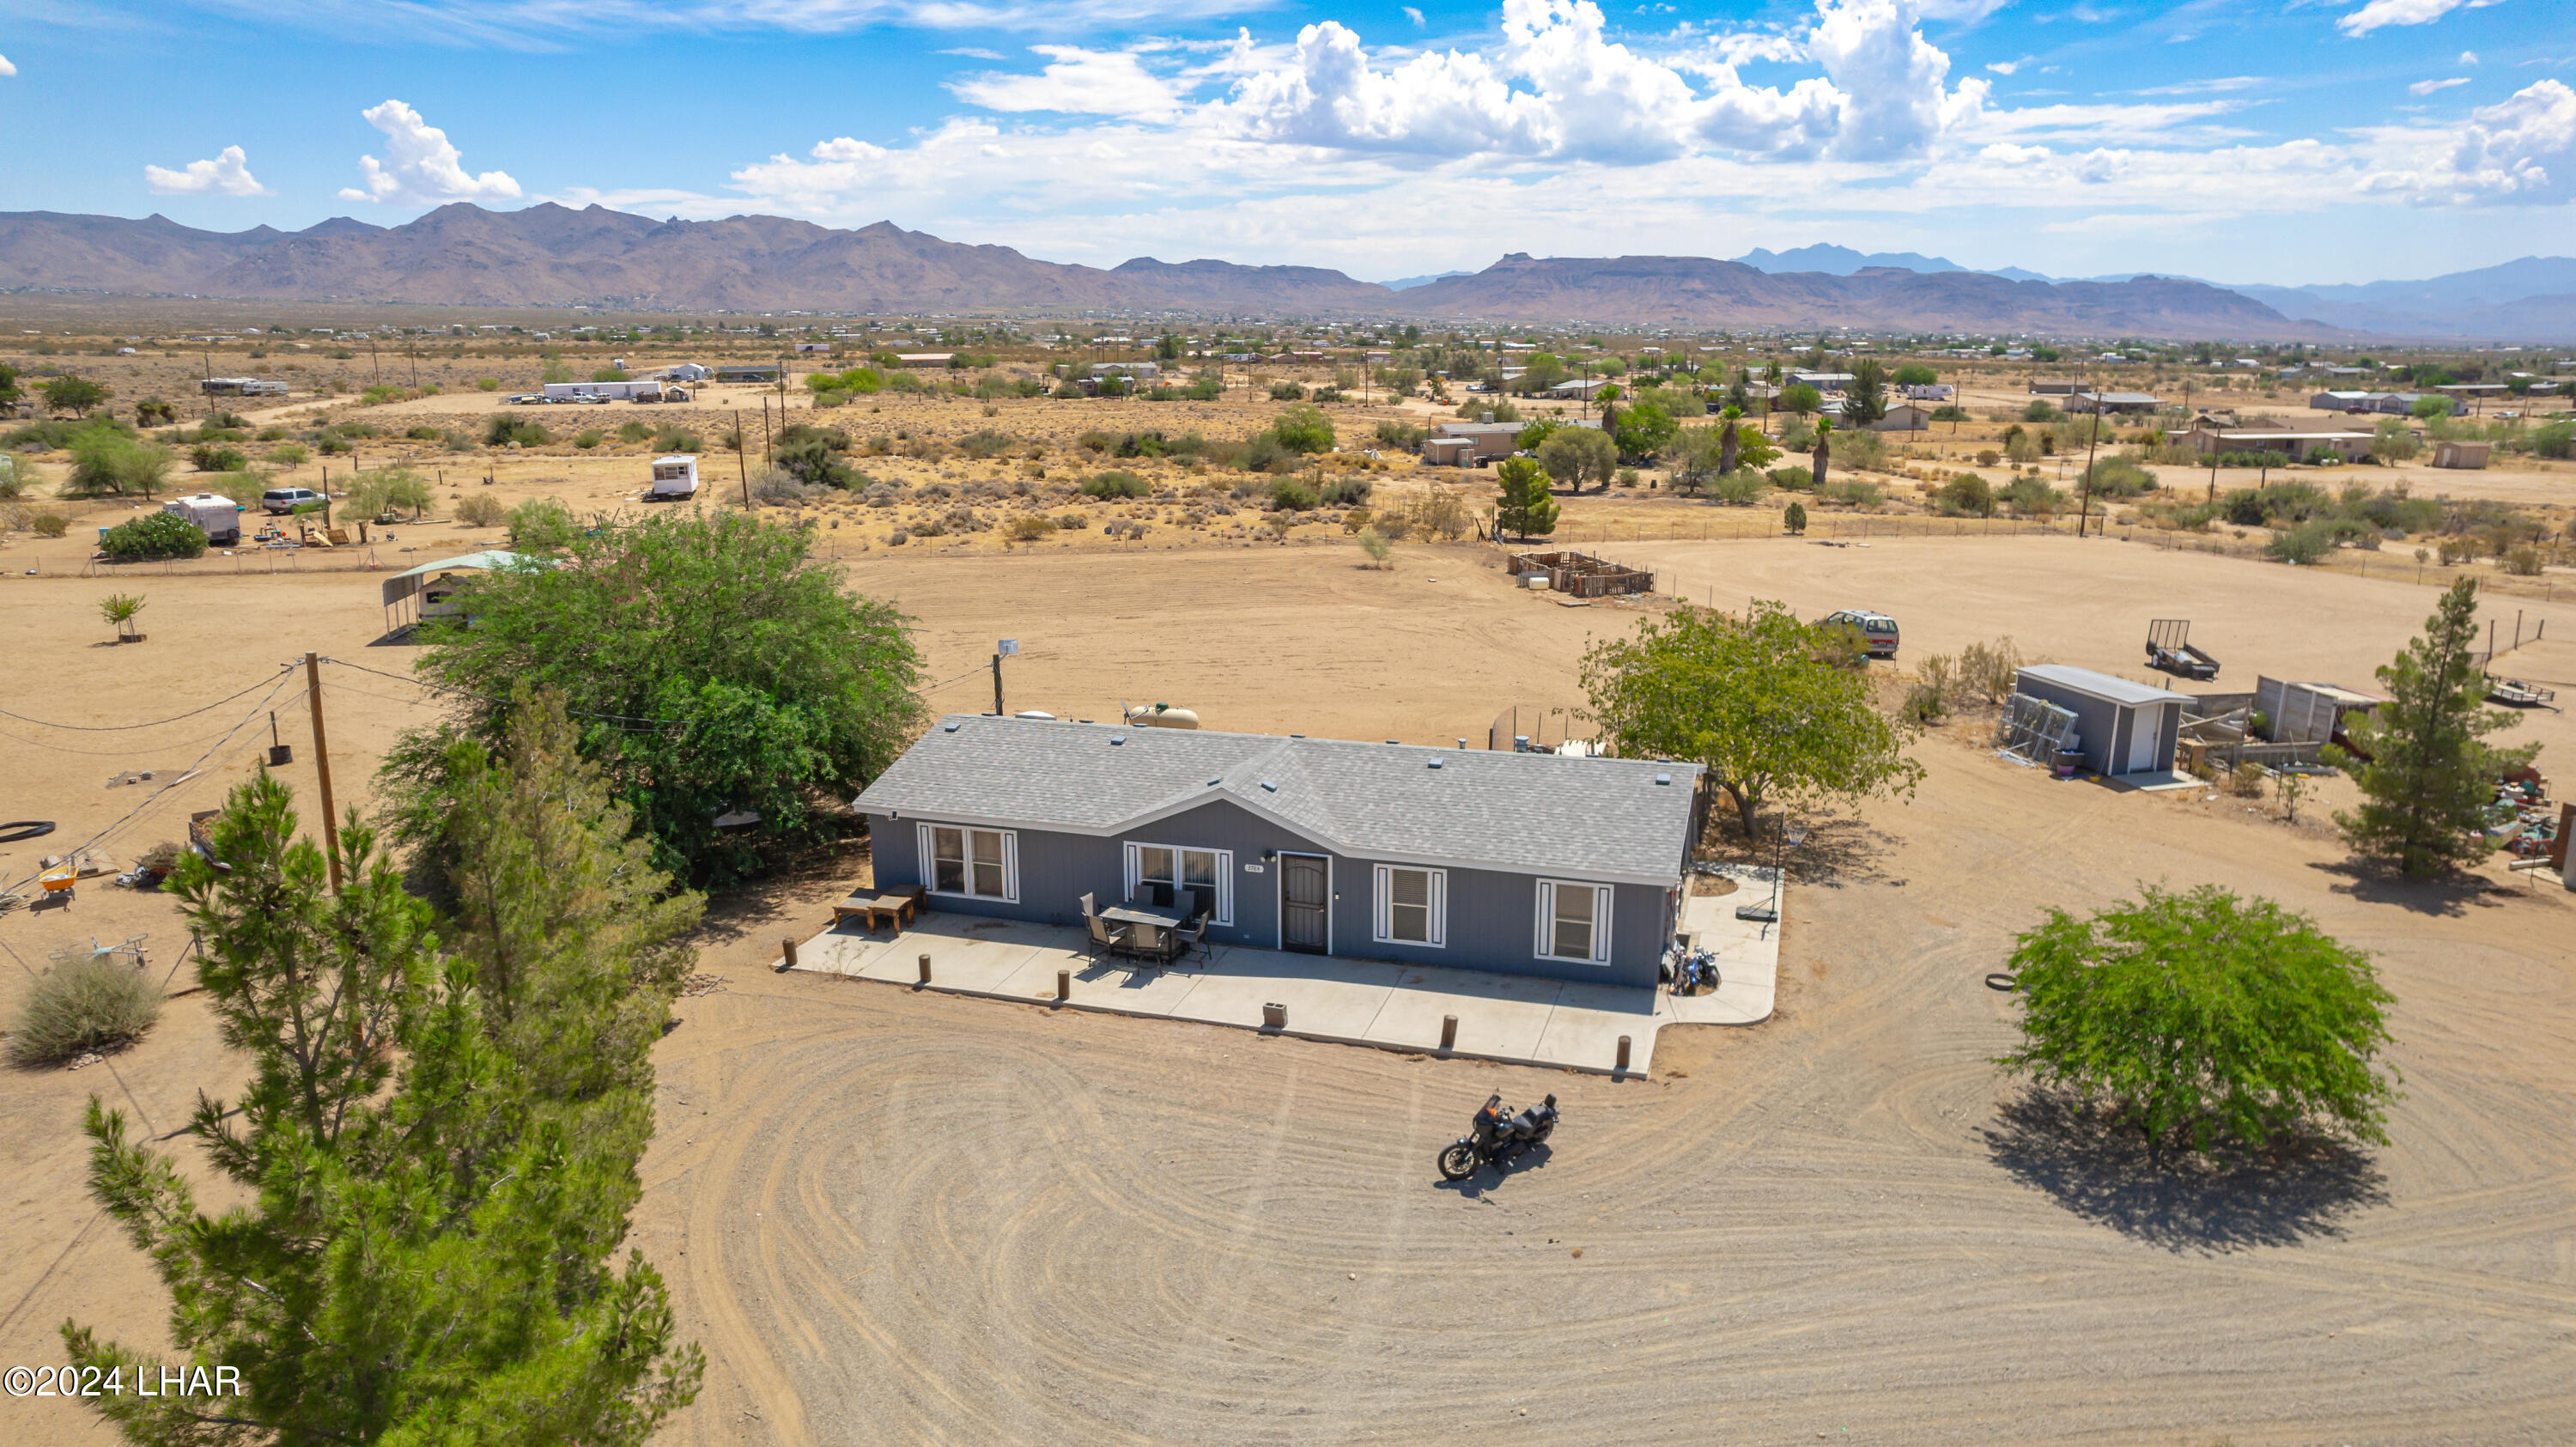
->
xmin=4 ymin=526 xmax=2573 ymax=1444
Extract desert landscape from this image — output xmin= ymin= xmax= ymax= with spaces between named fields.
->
xmin=5 ymin=466 xmax=2573 ymax=1440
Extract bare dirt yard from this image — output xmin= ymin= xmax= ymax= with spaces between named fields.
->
xmin=3 ymin=528 xmax=2573 ymax=1444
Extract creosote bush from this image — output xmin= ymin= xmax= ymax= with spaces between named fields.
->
xmin=9 ymin=951 xmax=160 ymax=1065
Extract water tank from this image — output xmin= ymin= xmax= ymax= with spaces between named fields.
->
xmin=1126 ymin=704 xmax=1200 ymax=730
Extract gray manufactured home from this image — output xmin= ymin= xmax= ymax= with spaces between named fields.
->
xmin=851 ymin=716 xmax=1705 ymax=988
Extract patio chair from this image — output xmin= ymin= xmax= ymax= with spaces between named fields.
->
xmin=1080 ymin=893 xmax=1130 ymax=962
xmin=1125 ymin=920 xmax=1168 ymax=967
xmin=1170 ymin=910 xmax=1209 ymax=964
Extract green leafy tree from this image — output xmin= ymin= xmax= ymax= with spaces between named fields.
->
xmin=100 ymin=511 xmax=205 ymax=561
xmin=0 ymin=362 xmax=19 ymax=406
xmin=1936 ymin=474 xmax=1996 ymax=517
xmin=2409 ymin=395 xmax=2452 ymax=421
xmin=69 ymin=427 xmax=173 ymax=498
xmin=1844 ymin=359 xmax=1889 ymax=427
xmin=1613 ymin=400 xmax=1678 ymax=459
xmin=1997 ymin=885 xmax=2397 ymax=1154
xmin=1779 ymin=383 xmax=1821 ymax=416
xmin=1268 ymin=404 xmax=1336 ymax=454
xmin=1783 ymin=500 xmax=1807 ymax=534
xmin=1492 ymin=455 xmax=1558 ymax=541
xmin=1537 ymin=426 xmax=1616 ymax=493
xmin=1892 ymin=362 xmax=1937 ymax=388
xmin=66 ymin=714 xmax=703 ymax=1444
xmin=1580 ymin=600 xmax=1923 ymax=836
xmin=45 ymin=374 xmax=109 ymax=416
xmin=389 ymin=509 xmax=924 ymax=884
xmin=2332 ymin=577 xmax=2533 ymax=875
xmin=1670 ymin=426 xmax=1722 ymax=496
xmin=1514 ymin=416 xmax=1564 ymax=452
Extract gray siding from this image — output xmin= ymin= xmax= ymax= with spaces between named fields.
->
xmin=864 ymin=797 xmax=1672 ymax=988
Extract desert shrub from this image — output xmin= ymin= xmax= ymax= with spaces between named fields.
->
xmin=574 ymin=429 xmax=605 ymax=450
xmin=1957 ymin=637 xmax=2026 ymax=704
xmin=1270 ymin=477 xmax=1321 ymax=511
xmin=860 ymin=481 xmax=902 ymax=508
xmin=617 ymin=420 xmax=653 ymax=443
xmin=485 ymin=414 xmax=549 ymax=447
xmin=653 ymin=429 xmax=700 ymax=453
xmin=2081 ymin=454 xmax=2157 ymax=497
xmin=1783 ymin=501 xmax=1807 ymax=533
xmin=1822 ymin=479 xmax=1882 ymax=508
xmin=100 ymin=510 xmax=208 ymax=561
xmin=775 ymin=437 xmax=855 ymax=489
xmin=955 ymin=429 xmax=1015 ymax=459
xmin=2266 ymin=520 xmax=2338 ymax=565
xmin=1318 ymin=474 xmax=1371 ymax=506
xmin=1905 ymin=654 xmax=1955 ymax=722
xmin=2001 ymin=474 xmax=2062 ymax=516
xmin=405 ymin=425 xmax=443 ymax=441
xmin=939 ymin=505 xmax=989 ymax=533
xmin=0 ymin=454 xmax=17 ymax=499
xmin=505 ymin=498 xmax=580 ymax=552
xmin=191 ymin=442 xmax=247 ymax=472
xmin=69 ymin=429 xmax=174 ymax=498
xmin=454 ymin=493 xmax=507 ymax=528
xmin=8 ymin=951 xmax=160 ymax=1065
xmin=2022 ymin=399 xmax=2060 ymax=422
xmin=2530 ymin=421 xmax=2575 ymax=460
xmin=265 ymin=442 xmax=312 ymax=467
xmin=753 ymin=471 xmax=823 ymax=504
xmin=1080 ymin=471 xmax=1149 ymax=499
xmin=476 ymin=376 xmax=501 ymax=392
xmin=2504 ymin=545 xmax=2546 ymax=576
xmin=1268 ymin=404 xmax=1335 ymax=455
xmin=350 ymin=467 xmax=436 ymax=520
xmin=1269 ymin=380 xmax=1307 ymax=400
xmin=1105 ymin=519 xmax=1151 ymax=539
xmin=1764 ymin=465 xmax=1810 ymax=491
xmin=33 ymin=511 xmax=70 ymax=538
xmin=1376 ymin=420 xmax=1428 ymax=449
xmin=1005 ymin=514 xmax=1057 ymax=541
xmin=1976 ymin=448 xmax=2002 ymax=466
xmin=1357 ymin=527 xmax=1391 ymax=567
xmin=1935 ymin=474 xmax=1996 ymax=517
xmin=1242 ymin=433 xmax=1293 ymax=473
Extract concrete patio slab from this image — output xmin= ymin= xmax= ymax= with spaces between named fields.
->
xmin=781 ymin=891 xmax=1786 ymax=1076
xmin=1668 ymin=873 xmax=1782 ymax=1027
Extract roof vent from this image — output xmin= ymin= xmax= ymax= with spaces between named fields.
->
xmin=1260 ymin=780 xmax=1278 ymax=792
xmin=1386 ymin=739 xmax=1400 ymax=745
xmin=1428 ymin=758 xmax=1443 ymax=769
xmin=1207 ymin=776 xmax=1222 ymax=787
xmin=1655 ymin=772 xmax=1672 ymax=785
xmin=1110 ymin=734 xmax=1127 ymax=745
xmin=942 ymin=720 xmax=962 ymax=733
xmin=1289 ymin=733 xmax=1305 ymax=739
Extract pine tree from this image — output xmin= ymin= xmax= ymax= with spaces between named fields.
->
xmin=2333 ymin=576 xmax=2531 ymax=876
xmin=1493 ymin=455 xmax=1558 ymax=541
xmin=67 ymin=691 xmax=704 ymax=1444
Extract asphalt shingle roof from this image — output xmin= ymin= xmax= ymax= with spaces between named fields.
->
xmin=853 ymin=716 xmax=1702 ymax=884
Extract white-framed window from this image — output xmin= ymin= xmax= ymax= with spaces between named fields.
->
xmin=1123 ymin=842 xmax=1234 ymax=925
xmin=1372 ymin=864 xmax=1447 ymax=947
xmin=1534 ymin=879 xmax=1613 ymax=964
xmin=919 ymin=824 xmax=1017 ymax=902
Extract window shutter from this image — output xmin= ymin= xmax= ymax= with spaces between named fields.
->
xmin=1591 ymin=885 xmax=1614 ymax=963
xmin=1002 ymin=830 xmax=1019 ymax=903
xmin=917 ymin=823 xmax=934 ymax=891
xmin=1533 ymin=879 xmax=1552 ymax=958
xmin=1372 ymin=864 xmax=1391 ymax=939
xmin=1214 ymin=851 xmax=1233 ymax=926
xmin=1123 ymin=842 xmax=1139 ymax=900
xmin=1429 ymin=870 xmax=1447 ymax=947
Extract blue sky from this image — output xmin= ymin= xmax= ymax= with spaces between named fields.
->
xmin=2 ymin=0 xmax=2569 ymax=286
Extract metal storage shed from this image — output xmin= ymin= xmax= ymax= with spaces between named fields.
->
xmin=2013 ymin=665 xmax=2193 ymax=779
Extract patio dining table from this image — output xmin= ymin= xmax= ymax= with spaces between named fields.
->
xmin=1098 ymin=901 xmax=1194 ymax=931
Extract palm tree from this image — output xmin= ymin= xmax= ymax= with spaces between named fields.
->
xmin=1719 ymin=404 xmax=1743 ymax=476
xmin=99 ymin=592 xmax=147 ymax=642
xmin=1811 ymin=418 xmax=1833 ymax=493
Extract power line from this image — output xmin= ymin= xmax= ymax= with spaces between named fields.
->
xmin=321 ymin=657 xmax=691 ymax=733
xmin=0 ymin=668 xmax=305 ymax=899
xmin=0 ymin=667 xmax=297 ymax=733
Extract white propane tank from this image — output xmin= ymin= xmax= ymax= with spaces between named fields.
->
xmin=1125 ymin=704 xmax=1200 ymax=729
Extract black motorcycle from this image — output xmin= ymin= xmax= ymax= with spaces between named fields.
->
xmin=1437 ymin=1092 xmax=1558 ymax=1181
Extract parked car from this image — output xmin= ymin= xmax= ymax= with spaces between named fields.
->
xmin=261 ymin=486 xmax=322 ymax=515
xmin=1820 ymin=608 xmax=1900 ymax=659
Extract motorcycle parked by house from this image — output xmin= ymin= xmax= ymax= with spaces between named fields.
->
xmin=1437 ymin=1093 xmax=1558 ymax=1181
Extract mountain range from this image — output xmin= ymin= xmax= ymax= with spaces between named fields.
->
xmin=0 ymin=203 xmax=2555 ymax=340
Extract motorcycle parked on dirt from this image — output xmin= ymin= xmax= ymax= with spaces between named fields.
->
xmin=1437 ymin=1093 xmax=1558 ymax=1181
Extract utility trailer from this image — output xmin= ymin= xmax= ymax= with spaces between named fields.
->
xmin=2146 ymin=618 xmax=2221 ymax=681
xmin=2488 ymin=678 xmax=2560 ymax=710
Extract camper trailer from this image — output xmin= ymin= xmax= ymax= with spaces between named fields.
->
xmin=162 ymin=493 xmax=243 ymax=544
xmin=648 ymin=455 xmax=700 ymax=500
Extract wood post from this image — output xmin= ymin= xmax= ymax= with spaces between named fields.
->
xmin=1440 ymin=1015 xmax=1458 ymax=1053
xmin=918 ymin=953 xmax=931 ymax=985
xmin=781 ymin=936 xmax=798 ymax=971
xmin=305 ymin=652 xmax=340 ymax=891
xmin=1056 ymin=969 xmax=1070 ymax=1002
xmin=1616 ymin=1035 xmax=1631 ymax=1073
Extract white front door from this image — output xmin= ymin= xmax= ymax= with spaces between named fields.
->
xmin=2126 ymin=705 xmax=2162 ymax=774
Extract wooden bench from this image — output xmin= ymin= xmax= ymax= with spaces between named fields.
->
xmin=831 ymin=885 xmax=924 ymax=933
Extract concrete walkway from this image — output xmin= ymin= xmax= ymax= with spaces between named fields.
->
xmin=786 ymin=914 xmax=1667 ymax=1076
xmin=1665 ymin=862 xmax=1783 ymax=1028
xmin=782 ymin=867 xmax=1783 ymax=1077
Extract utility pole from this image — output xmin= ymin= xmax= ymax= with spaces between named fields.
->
xmin=370 ymin=334 xmax=380 ymax=382
xmin=992 ymin=651 xmax=1005 ymax=716
xmin=760 ymin=394 xmax=773 ymax=467
xmin=2075 ymin=358 xmax=2099 ymax=538
xmin=735 ymin=409 xmax=751 ymax=509
xmin=305 ymin=652 xmax=342 ymax=891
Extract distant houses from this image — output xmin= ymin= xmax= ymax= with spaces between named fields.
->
xmin=2308 ymin=390 xmax=2468 ymax=416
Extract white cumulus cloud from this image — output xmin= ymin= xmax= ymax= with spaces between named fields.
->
xmin=2336 ymin=0 xmax=2503 ymax=40
xmin=0 ymin=53 xmax=16 ymax=77
xmin=2361 ymin=78 xmax=2575 ymax=204
xmin=338 ymin=99 xmax=522 ymax=205
xmin=2409 ymin=76 xmax=2469 ymax=94
xmin=951 ymin=46 xmax=1182 ymax=120
xmin=144 ymin=145 xmax=271 ymax=197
